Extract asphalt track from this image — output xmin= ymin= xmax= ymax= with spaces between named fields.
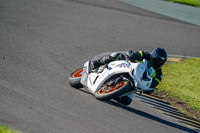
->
xmin=121 ymin=0 xmax=200 ymax=26
xmin=0 ymin=0 xmax=200 ymax=133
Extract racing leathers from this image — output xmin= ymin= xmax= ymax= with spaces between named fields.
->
xmin=91 ymin=50 xmax=163 ymax=105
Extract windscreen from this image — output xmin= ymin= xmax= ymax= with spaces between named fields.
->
xmin=142 ymin=69 xmax=151 ymax=81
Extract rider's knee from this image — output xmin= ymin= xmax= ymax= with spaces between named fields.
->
xmin=114 ymin=96 xmax=132 ymax=105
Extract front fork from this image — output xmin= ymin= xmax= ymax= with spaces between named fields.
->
xmin=118 ymin=77 xmax=145 ymax=98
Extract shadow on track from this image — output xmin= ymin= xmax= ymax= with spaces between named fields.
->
xmin=70 ymin=87 xmax=198 ymax=132
xmin=105 ymin=100 xmax=198 ymax=133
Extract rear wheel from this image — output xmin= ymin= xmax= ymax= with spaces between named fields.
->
xmin=94 ymin=79 xmax=132 ymax=101
xmin=69 ymin=68 xmax=83 ymax=88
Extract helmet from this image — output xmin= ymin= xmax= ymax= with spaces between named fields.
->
xmin=150 ymin=48 xmax=168 ymax=69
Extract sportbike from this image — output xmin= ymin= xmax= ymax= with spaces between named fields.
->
xmin=69 ymin=59 xmax=154 ymax=101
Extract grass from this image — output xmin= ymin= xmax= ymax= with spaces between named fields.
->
xmin=164 ymin=0 xmax=200 ymax=7
xmin=158 ymin=58 xmax=200 ymax=114
xmin=0 ymin=125 xmax=21 ymax=133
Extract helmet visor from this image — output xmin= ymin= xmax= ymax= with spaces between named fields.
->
xmin=151 ymin=57 xmax=166 ymax=69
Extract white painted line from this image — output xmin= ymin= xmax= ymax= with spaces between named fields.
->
xmin=169 ymin=54 xmax=199 ymax=58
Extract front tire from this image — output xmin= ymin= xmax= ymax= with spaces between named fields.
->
xmin=69 ymin=68 xmax=83 ymax=88
xmin=94 ymin=80 xmax=132 ymax=101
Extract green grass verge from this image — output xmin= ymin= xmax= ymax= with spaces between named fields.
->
xmin=0 ymin=125 xmax=21 ymax=133
xmin=164 ymin=0 xmax=200 ymax=7
xmin=158 ymin=58 xmax=200 ymax=113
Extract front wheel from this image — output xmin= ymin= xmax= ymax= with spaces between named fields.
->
xmin=94 ymin=80 xmax=132 ymax=101
xmin=69 ymin=68 xmax=83 ymax=88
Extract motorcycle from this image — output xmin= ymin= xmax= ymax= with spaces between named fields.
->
xmin=69 ymin=59 xmax=154 ymax=101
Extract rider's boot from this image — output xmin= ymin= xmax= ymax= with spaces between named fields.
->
xmin=89 ymin=60 xmax=101 ymax=72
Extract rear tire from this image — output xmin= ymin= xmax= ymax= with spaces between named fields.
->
xmin=69 ymin=68 xmax=83 ymax=88
xmin=94 ymin=79 xmax=132 ymax=101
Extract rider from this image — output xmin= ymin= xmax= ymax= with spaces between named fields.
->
xmin=90 ymin=48 xmax=168 ymax=105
